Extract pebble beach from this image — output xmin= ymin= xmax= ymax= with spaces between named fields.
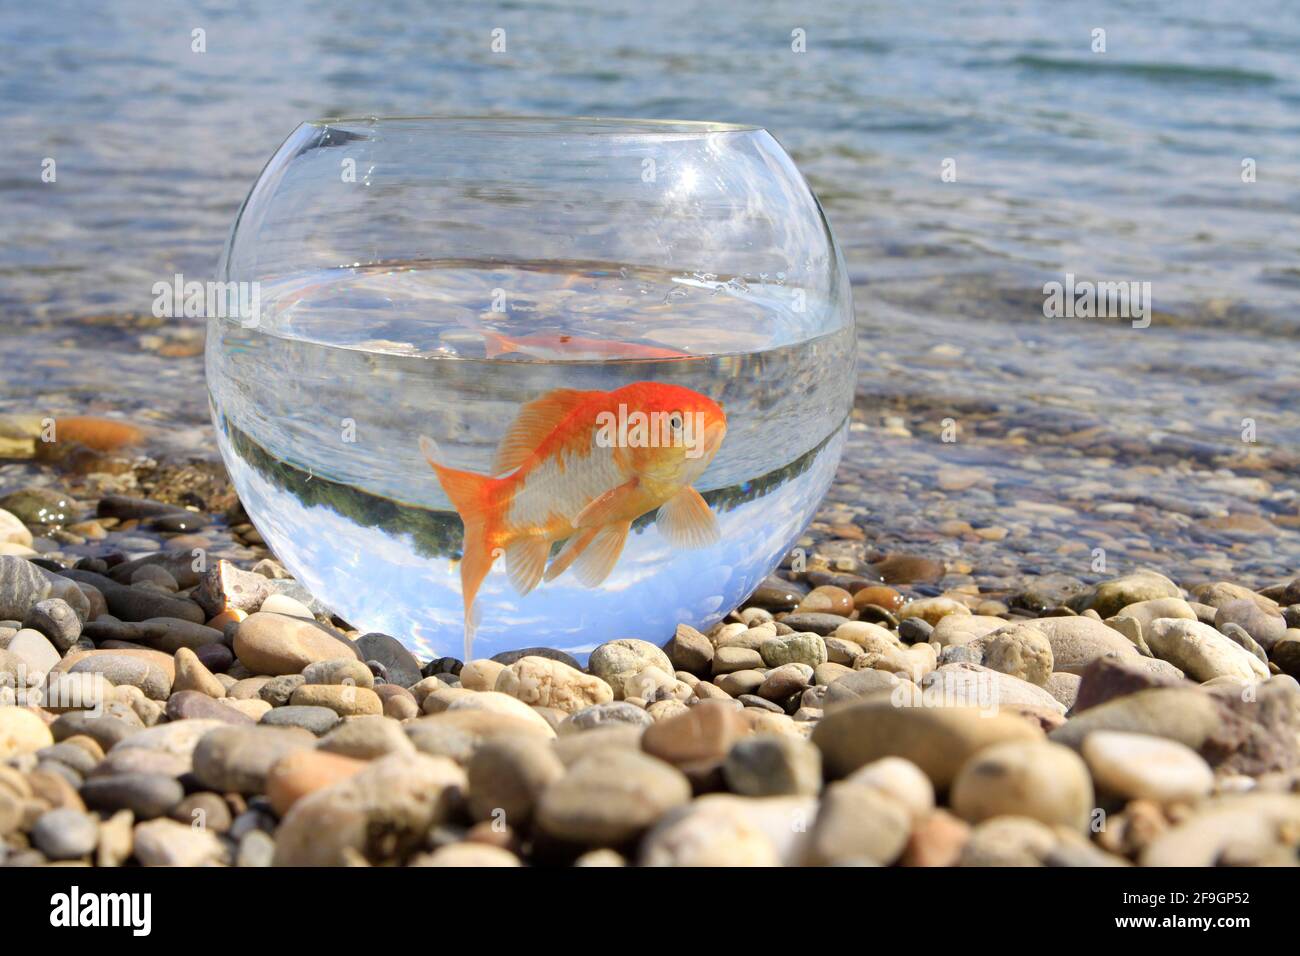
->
xmin=4 ymin=0 xmax=1300 ymax=881
xmin=2 ymin=419 xmax=1299 ymax=868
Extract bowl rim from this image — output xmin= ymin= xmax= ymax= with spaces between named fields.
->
xmin=303 ymin=114 xmax=764 ymax=135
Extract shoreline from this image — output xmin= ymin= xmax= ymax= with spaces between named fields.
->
xmin=1 ymin=417 xmax=1299 ymax=867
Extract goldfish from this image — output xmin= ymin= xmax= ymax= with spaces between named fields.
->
xmin=420 ymin=382 xmax=727 ymax=660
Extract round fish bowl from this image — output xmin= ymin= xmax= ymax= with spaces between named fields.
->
xmin=207 ymin=116 xmax=855 ymax=662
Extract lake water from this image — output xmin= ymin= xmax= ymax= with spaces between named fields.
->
xmin=3 ymin=0 xmax=1299 ymax=596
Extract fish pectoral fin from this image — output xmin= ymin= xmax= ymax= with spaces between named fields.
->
xmin=543 ymin=528 xmax=598 ymax=582
xmin=504 ymin=536 xmax=550 ymax=595
xmin=492 ymin=388 xmax=599 ymax=476
xmin=571 ymin=521 xmax=632 ymax=588
xmin=572 ymin=478 xmax=640 ymax=529
xmin=656 ymin=486 xmax=720 ymax=548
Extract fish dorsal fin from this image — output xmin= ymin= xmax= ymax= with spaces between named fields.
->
xmin=492 ymin=389 xmax=597 ymax=476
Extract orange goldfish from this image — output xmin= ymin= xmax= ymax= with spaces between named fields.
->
xmin=419 ymin=382 xmax=727 ymax=659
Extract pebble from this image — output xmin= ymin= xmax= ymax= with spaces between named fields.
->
xmin=797 ymin=585 xmax=854 ymax=615
xmin=536 ymin=749 xmax=692 ymax=846
xmin=81 ymin=773 xmax=184 ymax=819
xmin=273 ymin=753 xmax=467 ymax=865
xmin=562 ymin=701 xmax=654 ymax=733
xmin=901 ymin=809 xmax=969 ymax=867
xmin=1082 ymin=730 xmax=1214 ymax=803
xmin=353 ymin=631 xmax=423 ymax=687
xmin=22 ymin=598 xmax=81 ymax=651
xmin=1145 ymin=618 xmax=1269 ymax=681
xmin=951 ymin=740 xmax=1094 ymax=831
xmin=265 ymin=749 xmax=368 ymax=816
xmin=494 ymin=655 xmax=614 ymax=713
xmin=897 ymin=597 xmax=969 ymax=626
xmin=68 ymin=652 xmax=172 ymax=700
xmin=260 ymin=705 xmax=342 ymax=736
xmin=922 ymin=663 xmax=1066 ymax=716
xmin=959 ymin=816 xmax=1058 ymax=866
xmin=641 ymin=794 xmax=814 ymax=866
xmin=301 ymin=657 xmax=374 ymax=688
xmin=443 ymin=690 xmax=554 ymax=733
xmin=642 ymin=699 xmax=750 ymax=767
xmin=980 ymin=626 xmax=1053 ymax=685
xmin=489 ymin=646 xmax=582 ymax=669
xmin=711 ymin=646 xmax=763 ymax=674
xmin=7 ymin=628 xmax=60 ymax=677
xmin=191 ymin=725 xmax=315 ymax=794
xmin=413 ymin=843 xmax=522 ymax=866
xmin=1087 ymin=571 xmax=1182 ymax=618
xmin=984 ymin=617 xmax=1140 ymax=676
xmin=192 ymin=559 xmax=270 ymax=617
xmin=232 ymin=611 xmax=360 ymax=676
xmin=807 ymin=781 xmax=912 ymax=865
xmin=757 ymin=663 xmax=813 ymax=701
xmin=664 ymin=623 xmax=713 ymax=675
xmin=172 ymin=646 xmax=225 ymax=697
xmin=165 ymin=690 xmax=255 ymax=724
xmin=459 ymin=659 xmax=505 ymax=691
xmin=759 ymin=632 xmax=827 ymax=668
xmin=133 ymin=817 xmax=226 ymax=866
xmin=722 ymin=733 xmax=821 ymax=796
xmin=466 ymin=735 xmax=565 ymax=826
xmin=1044 ymin=672 xmax=1081 ymax=709
xmin=823 ymin=668 xmax=909 ymax=707
xmin=31 ymin=807 xmax=99 ymax=859
xmin=289 ymin=683 xmax=383 ymax=717
xmin=846 ymin=756 xmax=935 ymax=820
xmin=1139 ymin=794 xmax=1300 ymax=866
xmin=854 ymin=585 xmax=904 ymax=612
xmin=931 ymin=614 xmax=1004 ymax=647
xmin=0 ymin=706 xmax=54 ymax=757
xmin=170 ymin=791 xmax=231 ymax=832
xmin=95 ymin=809 xmax=133 ymax=867
xmin=812 ymin=699 xmax=1043 ymax=788
xmin=587 ymin=639 xmax=674 ymax=699
xmin=374 ymin=683 xmax=419 ymax=720
xmin=778 ymin=612 xmax=848 ymax=635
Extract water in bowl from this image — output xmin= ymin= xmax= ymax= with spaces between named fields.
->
xmin=207 ymin=260 xmax=854 ymax=662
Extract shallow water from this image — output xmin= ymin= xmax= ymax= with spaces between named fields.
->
xmin=207 ymin=263 xmax=854 ymax=657
xmin=3 ymin=0 xmax=1300 ymax=595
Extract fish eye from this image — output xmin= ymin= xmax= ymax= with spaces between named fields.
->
xmin=668 ymin=412 xmax=683 ymax=431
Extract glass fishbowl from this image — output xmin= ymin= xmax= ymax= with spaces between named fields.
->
xmin=207 ymin=117 xmax=855 ymax=662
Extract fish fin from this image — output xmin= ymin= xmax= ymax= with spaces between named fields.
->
xmin=481 ymin=331 xmax=514 ymax=359
xmin=420 ymin=435 xmax=495 ymax=524
xmin=543 ymin=528 xmax=598 ymax=582
xmin=420 ymin=434 xmax=500 ymax=654
xmin=572 ymin=478 xmax=640 ymax=528
xmin=656 ymin=486 xmax=720 ymax=548
xmin=571 ymin=521 xmax=631 ymax=588
xmin=492 ymin=388 xmax=598 ymax=476
xmin=504 ymin=535 xmax=550 ymax=595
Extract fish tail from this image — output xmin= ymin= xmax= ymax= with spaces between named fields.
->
xmin=419 ymin=435 xmax=505 ymax=655
xmin=452 ymin=313 xmax=513 ymax=357
xmin=480 ymin=331 xmax=514 ymax=358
